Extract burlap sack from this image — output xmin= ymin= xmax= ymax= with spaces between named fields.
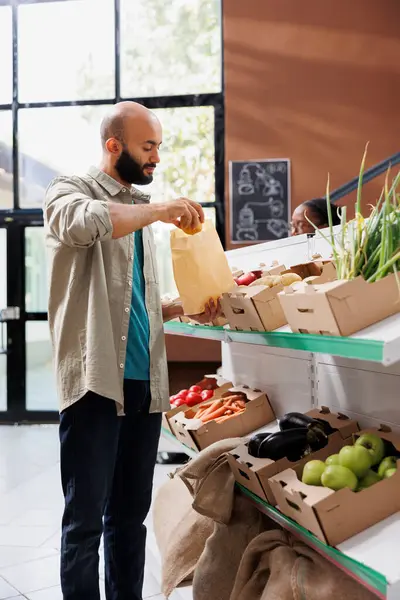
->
xmin=193 ymin=493 xmax=276 ymax=600
xmin=230 ymin=529 xmax=378 ymax=600
xmin=176 ymin=437 xmax=243 ymax=524
xmin=152 ymin=476 xmax=214 ymax=598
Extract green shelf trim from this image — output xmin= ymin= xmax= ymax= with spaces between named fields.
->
xmin=164 ymin=322 xmax=385 ymax=363
xmin=164 ymin=321 xmax=226 ymax=341
xmin=238 ymin=485 xmax=387 ymax=598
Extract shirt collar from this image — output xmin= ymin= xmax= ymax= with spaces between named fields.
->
xmin=87 ymin=166 xmax=151 ymax=204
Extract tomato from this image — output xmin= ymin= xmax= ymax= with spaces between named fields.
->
xmin=236 ymin=272 xmax=257 ymax=286
xmin=189 ymin=385 xmax=202 ymax=394
xmin=175 ymin=396 xmax=188 ymax=407
xmin=185 ymin=392 xmax=203 ymax=407
xmin=176 ymin=389 xmax=189 ymax=398
xmin=251 ymin=270 xmax=263 ymax=279
xmin=201 ymin=389 xmax=214 ymax=401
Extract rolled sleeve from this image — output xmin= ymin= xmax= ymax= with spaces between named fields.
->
xmin=44 ymin=177 xmax=114 ymax=248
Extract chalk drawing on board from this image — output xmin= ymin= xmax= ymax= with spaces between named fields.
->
xmin=229 ymin=159 xmax=290 ymax=244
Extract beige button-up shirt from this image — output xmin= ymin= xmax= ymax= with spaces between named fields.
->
xmin=44 ymin=166 xmax=170 ymax=414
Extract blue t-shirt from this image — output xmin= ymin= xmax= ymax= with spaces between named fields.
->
xmin=124 ymin=229 xmax=150 ymax=381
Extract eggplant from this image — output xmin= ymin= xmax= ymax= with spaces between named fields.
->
xmin=247 ymin=432 xmax=275 ymax=458
xmin=257 ymin=427 xmax=328 ymax=461
xmin=279 ymin=412 xmax=336 ymax=436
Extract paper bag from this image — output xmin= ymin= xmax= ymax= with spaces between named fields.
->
xmin=170 ymin=220 xmax=235 ymax=315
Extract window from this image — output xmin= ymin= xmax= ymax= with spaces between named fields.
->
xmin=25 ymin=227 xmax=48 ymax=313
xmin=120 ymin=0 xmax=222 ymax=97
xmin=0 ymin=111 xmax=13 ymax=210
xmin=26 ymin=322 xmax=57 ymax=412
xmin=18 ymin=0 xmax=115 ymax=103
xmin=19 ymin=105 xmax=109 ymax=207
xmin=0 ymin=6 xmax=12 ymax=105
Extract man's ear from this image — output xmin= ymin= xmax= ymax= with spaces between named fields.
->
xmin=105 ymin=138 xmax=121 ymax=155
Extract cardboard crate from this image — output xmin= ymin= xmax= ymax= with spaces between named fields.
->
xmin=269 ymin=426 xmax=400 ymax=546
xmin=228 ymin=407 xmax=359 ymax=504
xmin=162 ymin=375 xmax=232 ymax=435
xmin=282 ymin=259 xmax=334 ymax=281
xmin=171 ymin=386 xmax=275 ymax=452
xmin=279 ymin=273 xmax=400 ymax=337
xmin=221 ymin=284 xmax=287 ymax=332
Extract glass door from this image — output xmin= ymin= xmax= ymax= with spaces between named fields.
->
xmin=0 ymin=227 xmax=7 ymax=413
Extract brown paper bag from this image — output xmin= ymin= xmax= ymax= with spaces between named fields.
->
xmin=170 ymin=220 xmax=235 ymax=315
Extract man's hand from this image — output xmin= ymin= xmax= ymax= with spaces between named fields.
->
xmin=162 ymin=300 xmax=184 ymax=323
xmin=188 ymin=298 xmax=224 ymax=325
xmin=159 ymin=197 xmax=204 ymax=232
xmin=162 ymin=297 xmax=224 ymax=325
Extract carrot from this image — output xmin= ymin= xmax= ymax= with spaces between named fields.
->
xmin=215 ymin=410 xmax=245 ymax=424
xmin=198 ymin=399 xmax=223 ymax=420
xmin=201 ymin=405 xmax=230 ymax=422
xmin=230 ymin=404 xmax=245 ymax=413
xmin=195 ymin=404 xmax=213 ymax=419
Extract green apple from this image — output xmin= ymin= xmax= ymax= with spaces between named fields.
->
xmin=355 ymin=433 xmax=385 ymax=467
xmin=339 ymin=445 xmax=372 ymax=478
xmin=378 ymin=456 xmax=397 ymax=478
xmin=358 ymin=469 xmax=381 ymax=489
xmin=321 ymin=465 xmax=358 ymax=491
xmin=384 ymin=468 xmax=397 ymax=479
xmin=325 ymin=454 xmax=340 ymax=466
xmin=302 ymin=460 xmax=326 ymax=486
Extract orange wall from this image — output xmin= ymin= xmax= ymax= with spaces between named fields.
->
xmin=224 ymin=0 xmax=400 ymax=247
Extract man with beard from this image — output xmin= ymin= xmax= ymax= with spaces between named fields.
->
xmin=44 ymin=101 xmax=220 ymax=600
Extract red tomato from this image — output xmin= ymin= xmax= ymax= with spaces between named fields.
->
xmin=170 ymin=394 xmax=178 ymax=403
xmin=201 ymin=389 xmax=214 ymax=401
xmin=189 ymin=385 xmax=202 ymax=394
xmin=185 ymin=392 xmax=203 ymax=407
xmin=175 ymin=396 xmax=188 ymax=407
xmin=176 ymin=389 xmax=189 ymax=398
xmin=251 ymin=270 xmax=263 ymax=279
xmin=236 ymin=272 xmax=257 ymax=286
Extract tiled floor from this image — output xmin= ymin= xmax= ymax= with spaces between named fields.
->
xmin=0 ymin=425 xmax=192 ymax=600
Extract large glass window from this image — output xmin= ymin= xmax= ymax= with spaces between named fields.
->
xmin=18 ymin=0 xmax=115 ymax=103
xmin=25 ymin=227 xmax=47 ymax=313
xmin=120 ymin=0 xmax=222 ymax=97
xmin=19 ymin=105 xmax=109 ymax=207
xmin=26 ymin=322 xmax=57 ymax=412
xmin=0 ymin=111 xmax=13 ymax=210
xmin=0 ymin=6 xmax=12 ymax=105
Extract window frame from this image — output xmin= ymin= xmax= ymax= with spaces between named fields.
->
xmin=0 ymin=0 xmax=225 ymax=423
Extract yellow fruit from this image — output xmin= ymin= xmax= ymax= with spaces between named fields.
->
xmin=181 ymin=223 xmax=203 ymax=235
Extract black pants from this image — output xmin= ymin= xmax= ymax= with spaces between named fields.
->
xmin=59 ymin=380 xmax=162 ymax=600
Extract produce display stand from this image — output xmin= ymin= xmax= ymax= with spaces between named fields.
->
xmin=162 ymin=230 xmax=400 ymax=600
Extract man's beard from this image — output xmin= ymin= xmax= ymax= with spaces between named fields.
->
xmin=115 ymin=148 xmax=155 ymax=185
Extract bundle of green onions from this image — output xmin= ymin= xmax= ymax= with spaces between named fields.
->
xmin=309 ymin=145 xmax=400 ymax=284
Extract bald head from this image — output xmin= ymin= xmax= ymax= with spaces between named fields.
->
xmin=100 ymin=101 xmax=159 ymax=147
xmin=100 ymin=101 xmax=162 ymax=186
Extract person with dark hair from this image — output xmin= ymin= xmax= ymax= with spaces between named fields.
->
xmin=291 ymin=198 xmax=341 ymax=236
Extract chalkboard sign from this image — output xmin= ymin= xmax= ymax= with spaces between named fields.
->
xmin=229 ymin=159 xmax=291 ymax=243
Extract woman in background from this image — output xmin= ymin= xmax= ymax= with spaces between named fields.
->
xmin=291 ymin=198 xmax=341 ymax=236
